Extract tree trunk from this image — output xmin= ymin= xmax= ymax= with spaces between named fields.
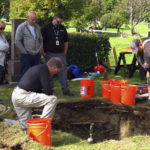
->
xmin=117 ymin=27 xmax=120 ymax=33
xmin=131 ymin=27 xmax=135 ymax=35
xmin=130 ymin=2 xmax=135 ymax=35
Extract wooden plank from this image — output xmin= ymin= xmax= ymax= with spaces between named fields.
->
xmin=106 ymin=55 xmax=111 ymax=69
xmin=112 ymin=47 xmax=118 ymax=66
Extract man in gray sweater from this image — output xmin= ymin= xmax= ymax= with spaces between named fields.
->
xmin=15 ymin=11 xmax=43 ymax=81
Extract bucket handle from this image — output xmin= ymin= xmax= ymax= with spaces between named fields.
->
xmin=113 ymin=76 xmax=126 ymax=84
xmin=102 ymin=82 xmax=111 ymax=92
xmin=102 ymin=76 xmax=126 ymax=92
xmin=28 ymin=123 xmax=49 ymax=139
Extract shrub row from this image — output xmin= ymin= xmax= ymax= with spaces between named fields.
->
xmin=3 ymin=32 xmax=111 ymax=72
xmin=67 ymin=32 xmax=111 ymax=72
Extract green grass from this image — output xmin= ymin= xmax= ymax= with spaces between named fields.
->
xmin=108 ymin=35 xmax=135 ymax=66
xmin=0 ymin=21 xmax=149 ymax=149
xmin=0 ymin=69 xmax=146 ymax=120
xmin=1 ymin=18 xmax=12 ymax=32
xmin=106 ymin=22 xmax=149 ymax=35
xmin=108 ymin=22 xmax=149 ymax=66
xmin=1 ymin=122 xmax=150 ymax=150
xmin=5 ymin=24 xmax=12 ymax=32
xmin=67 ymin=22 xmax=150 ymax=67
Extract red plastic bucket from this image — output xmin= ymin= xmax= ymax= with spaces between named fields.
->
xmin=101 ymin=80 xmax=111 ymax=98
xmin=80 ymin=79 xmax=94 ymax=98
xmin=110 ymin=80 xmax=127 ymax=103
xmin=121 ymin=85 xmax=137 ymax=105
xmin=27 ymin=118 xmax=51 ymax=146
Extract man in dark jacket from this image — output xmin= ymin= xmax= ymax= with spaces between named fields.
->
xmin=41 ymin=13 xmax=74 ymax=96
xmin=12 ymin=57 xmax=62 ymax=130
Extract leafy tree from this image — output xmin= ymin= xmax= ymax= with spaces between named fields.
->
xmin=0 ymin=0 xmax=10 ymax=20
xmin=71 ymin=0 xmax=101 ymax=31
xmin=10 ymin=0 xmax=86 ymax=27
xmin=117 ymin=0 xmax=150 ymax=35
xmin=142 ymin=1 xmax=150 ymax=22
xmin=101 ymin=13 xmax=127 ymax=32
xmin=100 ymin=0 xmax=121 ymax=15
xmin=10 ymin=0 xmax=101 ymax=31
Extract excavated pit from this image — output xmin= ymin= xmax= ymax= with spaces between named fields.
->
xmin=33 ymin=99 xmax=150 ymax=143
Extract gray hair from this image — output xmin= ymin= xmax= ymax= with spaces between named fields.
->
xmin=47 ymin=57 xmax=63 ymax=69
xmin=28 ymin=11 xmax=37 ymax=17
xmin=130 ymin=39 xmax=140 ymax=54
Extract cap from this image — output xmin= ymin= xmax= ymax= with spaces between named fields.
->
xmin=130 ymin=39 xmax=140 ymax=54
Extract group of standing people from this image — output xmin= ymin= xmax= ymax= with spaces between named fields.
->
xmin=15 ymin=11 xmax=73 ymax=96
xmin=0 ymin=11 xmax=74 ymax=131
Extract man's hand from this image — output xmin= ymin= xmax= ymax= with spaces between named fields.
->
xmin=64 ymin=42 xmax=68 ymax=54
xmin=42 ymin=49 xmax=45 ymax=56
xmin=24 ymin=51 xmax=28 ymax=54
xmin=146 ymin=71 xmax=150 ymax=79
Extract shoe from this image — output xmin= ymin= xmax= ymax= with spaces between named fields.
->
xmin=63 ymin=91 xmax=74 ymax=96
xmin=22 ymin=128 xmax=28 ymax=134
xmin=0 ymin=118 xmax=3 ymax=122
xmin=3 ymin=80 xmax=9 ymax=85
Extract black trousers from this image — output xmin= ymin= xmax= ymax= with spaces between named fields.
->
xmin=0 ymin=65 xmax=4 ymax=84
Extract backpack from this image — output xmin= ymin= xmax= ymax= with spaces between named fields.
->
xmin=68 ymin=64 xmax=82 ymax=78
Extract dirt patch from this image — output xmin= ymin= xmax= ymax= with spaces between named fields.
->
xmin=33 ymin=100 xmax=150 ymax=143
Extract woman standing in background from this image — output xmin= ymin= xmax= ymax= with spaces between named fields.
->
xmin=0 ymin=20 xmax=9 ymax=85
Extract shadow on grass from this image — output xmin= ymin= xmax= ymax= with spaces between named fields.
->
xmin=52 ymin=130 xmax=82 ymax=147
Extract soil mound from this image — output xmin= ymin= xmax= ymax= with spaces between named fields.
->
xmin=33 ymin=100 xmax=150 ymax=143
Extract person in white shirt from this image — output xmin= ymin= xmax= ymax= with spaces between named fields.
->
xmin=0 ymin=20 xmax=9 ymax=85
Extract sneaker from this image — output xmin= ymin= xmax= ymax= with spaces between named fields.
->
xmin=22 ymin=128 xmax=28 ymax=135
xmin=63 ymin=91 xmax=74 ymax=96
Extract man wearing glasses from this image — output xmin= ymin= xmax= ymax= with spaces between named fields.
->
xmin=41 ymin=13 xmax=74 ymax=96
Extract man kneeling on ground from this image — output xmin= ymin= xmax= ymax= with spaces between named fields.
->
xmin=12 ymin=57 xmax=62 ymax=130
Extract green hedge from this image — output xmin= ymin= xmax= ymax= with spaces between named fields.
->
xmin=3 ymin=32 xmax=111 ymax=72
xmin=67 ymin=33 xmax=111 ymax=72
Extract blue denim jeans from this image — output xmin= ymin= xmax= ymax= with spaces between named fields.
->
xmin=18 ymin=53 xmax=41 ymax=82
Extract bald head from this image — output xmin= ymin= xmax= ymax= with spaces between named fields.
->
xmin=27 ymin=11 xmax=37 ymax=26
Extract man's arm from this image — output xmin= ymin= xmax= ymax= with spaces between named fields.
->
xmin=41 ymin=26 xmax=47 ymax=55
xmin=41 ymin=49 xmax=45 ymax=56
xmin=0 ymin=37 xmax=9 ymax=52
xmin=37 ymin=25 xmax=43 ymax=53
xmin=40 ymin=69 xmax=53 ymax=95
xmin=64 ymin=42 xmax=68 ymax=54
xmin=15 ymin=25 xmax=27 ymax=54
xmin=63 ymin=27 xmax=69 ymax=54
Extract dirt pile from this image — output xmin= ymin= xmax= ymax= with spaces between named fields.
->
xmin=50 ymin=100 xmax=150 ymax=143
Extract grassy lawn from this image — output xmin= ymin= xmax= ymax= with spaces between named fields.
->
xmin=1 ymin=122 xmax=150 ymax=150
xmin=5 ymin=24 xmax=12 ymax=32
xmin=107 ymin=22 xmax=149 ymax=35
xmin=1 ymin=121 xmax=150 ymax=150
xmin=0 ymin=21 xmax=149 ymax=149
xmin=67 ymin=22 xmax=150 ymax=67
xmin=108 ymin=22 xmax=149 ymax=66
